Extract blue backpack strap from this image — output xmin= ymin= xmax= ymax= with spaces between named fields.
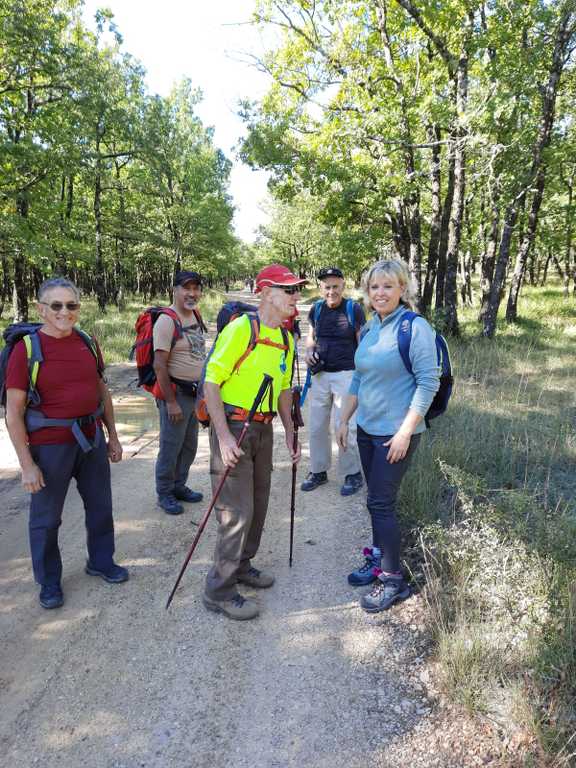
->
xmin=397 ymin=310 xmax=418 ymax=376
xmin=313 ymin=299 xmax=324 ymax=331
xmin=345 ymin=298 xmax=355 ymax=329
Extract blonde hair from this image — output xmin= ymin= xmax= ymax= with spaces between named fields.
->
xmin=361 ymin=258 xmax=418 ymax=312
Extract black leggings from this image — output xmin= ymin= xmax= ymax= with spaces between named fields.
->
xmin=357 ymin=426 xmax=421 ymax=573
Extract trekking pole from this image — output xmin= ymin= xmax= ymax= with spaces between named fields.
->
xmin=289 ymin=385 xmax=304 ymax=567
xmin=165 ymin=374 xmax=273 ymax=609
xmin=288 ymin=333 xmax=305 ymax=568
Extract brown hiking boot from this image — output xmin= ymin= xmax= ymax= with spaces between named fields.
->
xmin=237 ymin=566 xmax=275 ymax=589
xmin=202 ymin=593 xmax=259 ymax=621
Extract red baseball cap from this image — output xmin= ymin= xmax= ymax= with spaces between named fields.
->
xmin=255 ymin=264 xmax=307 ymax=293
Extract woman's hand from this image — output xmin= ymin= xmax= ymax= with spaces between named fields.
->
xmin=336 ymin=422 xmax=349 ymax=451
xmin=383 ymin=431 xmax=411 ymax=464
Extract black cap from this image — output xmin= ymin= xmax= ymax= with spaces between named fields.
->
xmin=317 ymin=267 xmax=344 ymax=280
xmin=174 ymin=270 xmax=203 ymax=287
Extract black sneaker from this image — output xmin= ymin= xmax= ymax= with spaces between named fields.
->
xmin=173 ymin=486 xmax=203 ymax=503
xmin=85 ymin=562 xmax=130 ymax=584
xmin=340 ymin=472 xmax=363 ymax=496
xmin=39 ymin=584 xmax=64 ymax=610
xmin=158 ymin=494 xmax=184 ymax=515
xmin=360 ymin=571 xmax=410 ymax=613
xmin=301 ymin=471 xmax=328 ymax=492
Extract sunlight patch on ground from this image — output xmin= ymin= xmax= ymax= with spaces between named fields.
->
xmin=32 ymin=610 xmax=97 ymax=640
xmin=44 ymin=710 xmax=128 ymax=749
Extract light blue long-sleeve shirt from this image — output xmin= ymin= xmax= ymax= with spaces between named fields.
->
xmin=349 ymin=305 xmax=440 ymax=436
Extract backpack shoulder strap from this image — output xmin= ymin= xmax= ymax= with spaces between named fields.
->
xmin=397 ymin=310 xmax=418 ymax=376
xmin=192 ymin=308 xmax=208 ymax=334
xmin=231 ymin=314 xmax=260 ymax=374
xmin=75 ymin=329 xmax=104 ymax=377
xmin=313 ymin=300 xmax=324 ymax=328
xmin=23 ymin=331 xmax=43 ymax=399
xmin=345 ymin=298 xmax=356 ymax=329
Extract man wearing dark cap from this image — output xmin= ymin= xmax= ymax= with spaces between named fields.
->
xmin=153 ymin=271 xmax=206 ymax=515
xmin=302 ymin=267 xmax=365 ymax=496
xmin=202 ymin=263 xmax=304 ymax=620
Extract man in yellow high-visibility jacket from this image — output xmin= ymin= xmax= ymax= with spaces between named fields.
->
xmin=203 ymin=264 xmax=305 ymax=620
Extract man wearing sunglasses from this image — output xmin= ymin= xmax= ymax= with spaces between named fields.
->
xmin=302 ymin=267 xmax=366 ymax=496
xmin=202 ymin=264 xmax=305 ymax=620
xmin=5 ymin=277 xmax=128 ymax=610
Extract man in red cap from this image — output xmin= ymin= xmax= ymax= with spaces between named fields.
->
xmin=202 ymin=264 xmax=305 ymax=620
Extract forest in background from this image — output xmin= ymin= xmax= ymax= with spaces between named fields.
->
xmin=1 ymin=1 xmax=576 ymax=338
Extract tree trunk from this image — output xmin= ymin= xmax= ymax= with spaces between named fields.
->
xmin=422 ymin=124 xmax=442 ymax=312
xmin=506 ymin=169 xmax=546 ymax=322
xmin=93 ymin=123 xmax=107 ymax=313
xmin=13 ymin=196 xmax=29 ymax=321
xmin=563 ymin=174 xmax=574 ymax=295
xmin=435 ymin=149 xmax=455 ymax=310
xmin=479 ymin=196 xmax=499 ymax=322
xmin=443 ymin=49 xmax=469 ymax=336
xmin=482 ymin=203 xmax=518 ymax=337
xmin=482 ymin=1 xmax=575 ymax=337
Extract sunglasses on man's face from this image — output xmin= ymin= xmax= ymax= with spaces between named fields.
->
xmin=275 ymin=285 xmax=301 ymax=295
xmin=40 ymin=301 xmax=80 ymax=312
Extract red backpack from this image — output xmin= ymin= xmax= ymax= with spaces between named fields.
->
xmin=130 ymin=306 xmax=207 ymax=398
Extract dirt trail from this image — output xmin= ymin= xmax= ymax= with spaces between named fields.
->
xmin=0 ymin=293 xmax=500 ymax=768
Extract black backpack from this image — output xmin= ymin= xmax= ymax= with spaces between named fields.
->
xmin=0 ymin=323 xmax=101 ymax=407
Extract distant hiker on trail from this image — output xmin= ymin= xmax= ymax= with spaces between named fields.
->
xmin=336 ymin=259 xmax=440 ymax=613
xmin=4 ymin=277 xmax=128 ymax=610
xmin=301 ymin=267 xmax=366 ymax=496
xmin=202 ymin=264 xmax=305 ymax=621
xmin=153 ymin=270 xmax=206 ymax=516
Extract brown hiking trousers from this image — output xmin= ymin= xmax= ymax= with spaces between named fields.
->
xmin=204 ymin=420 xmax=274 ymax=601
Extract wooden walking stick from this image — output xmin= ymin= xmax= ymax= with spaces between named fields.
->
xmin=166 ymin=374 xmax=273 ymax=609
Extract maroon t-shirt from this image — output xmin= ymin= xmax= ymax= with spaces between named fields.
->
xmin=6 ymin=330 xmax=104 ymax=446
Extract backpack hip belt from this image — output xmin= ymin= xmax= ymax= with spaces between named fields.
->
xmin=25 ymin=402 xmax=105 ymax=453
xmin=225 ymin=405 xmax=275 ymax=424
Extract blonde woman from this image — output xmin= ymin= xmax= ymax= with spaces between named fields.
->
xmin=336 ymin=259 xmax=439 ymax=613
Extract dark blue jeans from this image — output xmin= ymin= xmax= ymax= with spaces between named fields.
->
xmin=155 ymin=389 xmax=199 ymax=497
xmin=29 ymin=434 xmax=115 ymax=587
xmin=357 ymin=426 xmax=421 ymax=573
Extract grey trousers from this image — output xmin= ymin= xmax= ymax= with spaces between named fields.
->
xmin=205 ymin=420 xmax=273 ymax=601
xmin=308 ymin=369 xmax=361 ymax=478
xmin=155 ymin=389 xmax=199 ymax=497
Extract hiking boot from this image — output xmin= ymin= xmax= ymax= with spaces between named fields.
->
xmin=158 ymin=494 xmax=184 ymax=515
xmin=347 ymin=547 xmax=382 ymax=586
xmin=173 ymin=486 xmax=203 ymax=503
xmin=202 ymin=593 xmax=259 ymax=621
xmin=85 ymin=562 xmax=130 ymax=584
xmin=360 ymin=571 xmax=411 ymax=613
xmin=237 ymin=567 xmax=275 ymax=589
xmin=340 ymin=472 xmax=363 ymax=497
xmin=301 ymin=471 xmax=328 ymax=492
xmin=39 ymin=584 xmax=64 ymax=610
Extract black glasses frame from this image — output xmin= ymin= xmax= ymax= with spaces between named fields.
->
xmin=275 ymin=285 xmax=301 ymax=295
xmin=40 ymin=301 xmax=81 ymax=312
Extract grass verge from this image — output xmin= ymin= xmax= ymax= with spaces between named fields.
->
xmin=400 ymin=283 xmax=576 ymax=765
